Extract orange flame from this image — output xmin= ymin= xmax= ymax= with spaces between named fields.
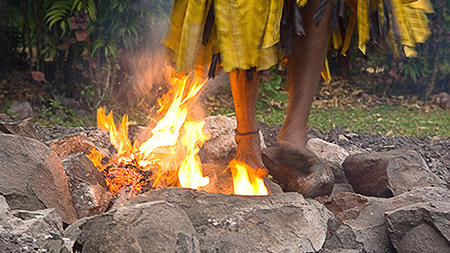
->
xmin=229 ymin=160 xmax=268 ymax=196
xmin=86 ymin=147 xmax=103 ymax=168
xmin=96 ymin=107 xmax=132 ymax=157
xmin=88 ymin=68 xmax=210 ymax=196
xmin=88 ymin=67 xmax=269 ymax=197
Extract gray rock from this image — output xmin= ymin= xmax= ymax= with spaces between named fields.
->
xmin=263 ymin=147 xmax=334 ymax=198
xmin=34 ymin=125 xmax=95 ymax=143
xmin=316 ymin=192 xmax=369 ymax=223
xmin=343 ymin=150 xmax=443 ymax=197
xmin=432 ymin=92 xmax=450 ymax=109
xmin=331 ymin=183 xmax=354 ymax=195
xmin=0 ymin=118 xmax=38 ymax=139
xmin=200 ymin=116 xmax=237 ymax=165
xmin=68 ymin=200 xmax=200 ymax=253
xmin=320 ymin=250 xmax=361 ymax=253
xmin=0 ymin=134 xmax=78 ymax=223
xmin=307 ymin=138 xmax=350 ymax=184
xmin=0 ymin=195 xmax=65 ymax=253
xmin=325 ymin=198 xmax=395 ymax=252
xmin=297 ymin=159 xmax=335 ymax=198
xmin=46 ymin=129 xmax=112 ymax=158
xmin=61 ymin=153 xmax=112 ymax=218
xmin=387 ymin=186 xmax=450 ymax=208
xmin=0 ymin=195 xmax=8 ymax=214
xmin=8 ymin=100 xmax=33 ymax=120
xmin=200 ymin=115 xmax=265 ymax=165
xmin=75 ymin=108 xmax=87 ymax=117
xmin=385 ymin=202 xmax=450 ymax=253
xmin=442 ymin=153 xmax=450 ymax=168
xmin=53 ymin=95 xmax=80 ymax=109
xmin=0 ymin=113 xmax=11 ymax=120
xmin=319 ymin=187 xmax=450 ymax=252
xmin=56 ymin=109 xmax=68 ymax=122
xmin=127 ymin=188 xmax=335 ymax=252
xmin=328 ymin=160 xmax=349 ymax=184
xmin=199 ymin=163 xmax=283 ymax=195
xmin=307 ymin=138 xmax=350 ymax=165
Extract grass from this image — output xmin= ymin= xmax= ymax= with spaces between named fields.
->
xmin=35 ymin=99 xmax=450 ymax=139
xmin=251 ymin=104 xmax=450 ymax=138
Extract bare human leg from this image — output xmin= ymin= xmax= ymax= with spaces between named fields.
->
xmin=278 ymin=0 xmax=333 ymax=148
xmin=229 ymin=69 xmax=268 ymax=177
xmin=261 ymin=0 xmax=334 ymax=193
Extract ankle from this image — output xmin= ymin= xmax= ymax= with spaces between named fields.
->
xmin=278 ymin=139 xmax=307 ymax=149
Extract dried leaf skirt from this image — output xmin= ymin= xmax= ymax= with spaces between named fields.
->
xmin=164 ymin=0 xmax=433 ymax=74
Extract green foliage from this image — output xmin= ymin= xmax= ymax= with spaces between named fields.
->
xmin=252 ymin=104 xmax=450 ymax=138
xmin=37 ymin=98 xmax=93 ymax=126
xmin=257 ymin=66 xmax=287 ymax=112
xmin=397 ymin=1 xmax=450 ymax=99
xmin=80 ymin=84 xmax=95 ymax=105
xmin=338 ymin=0 xmax=450 ymax=98
xmin=44 ymin=0 xmax=72 ymax=32
xmin=308 ymin=105 xmax=450 ymax=138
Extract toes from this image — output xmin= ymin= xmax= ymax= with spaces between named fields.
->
xmin=261 ymin=146 xmax=317 ymax=192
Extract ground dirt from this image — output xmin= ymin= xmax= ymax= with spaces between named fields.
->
xmin=259 ymin=123 xmax=450 ymax=185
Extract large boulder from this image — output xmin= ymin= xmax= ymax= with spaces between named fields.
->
xmin=262 ymin=147 xmax=334 ymax=198
xmin=65 ymin=201 xmax=200 ymax=253
xmin=307 ymin=138 xmax=350 ymax=165
xmin=46 ymin=130 xmax=113 ymax=159
xmin=318 ymin=187 xmax=450 ymax=252
xmin=0 ymin=195 xmax=65 ymax=252
xmin=61 ymin=153 xmax=112 ymax=218
xmin=200 ymin=115 xmax=266 ymax=165
xmin=385 ymin=202 xmax=450 ymax=253
xmin=320 ymin=194 xmax=396 ymax=252
xmin=126 ymin=188 xmax=335 ymax=252
xmin=67 ymin=188 xmax=335 ymax=252
xmin=199 ymin=115 xmax=238 ymax=165
xmin=0 ymin=134 xmax=77 ymax=223
xmin=307 ymin=138 xmax=350 ymax=185
xmin=8 ymin=100 xmax=33 ymax=120
xmin=343 ymin=150 xmax=442 ymax=197
xmin=0 ymin=116 xmax=38 ymax=139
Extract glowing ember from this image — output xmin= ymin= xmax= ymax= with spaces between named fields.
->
xmin=229 ymin=160 xmax=268 ymax=196
xmin=87 ymin=68 xmax=268 ymax=197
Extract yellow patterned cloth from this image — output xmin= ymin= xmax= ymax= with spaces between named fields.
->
xmin=164 ymin=0 xmax=433 ymax=75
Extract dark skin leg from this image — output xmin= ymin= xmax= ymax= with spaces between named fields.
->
xmin=279 ymin=0 xmax=333 ymax=148
xmin=229 ymin=70 xmax=268 ymax=177
xmin=228 ymin=0 xmax=332 ymax=178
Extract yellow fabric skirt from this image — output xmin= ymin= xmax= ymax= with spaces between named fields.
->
xmin=164 ymin=0 xmax=433 ymax=74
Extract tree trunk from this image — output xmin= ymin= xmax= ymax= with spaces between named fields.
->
xmin=424 ymin=40 xmax=439 ymax=104
xmin=31 ymin=0 xmax=44 ymax=72
xmin=23 ymin=1 xmax=34 ymax=61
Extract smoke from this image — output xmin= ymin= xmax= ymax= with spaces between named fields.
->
xmin=111 ymin=16 xmax=171 ymax=118
xmin=111 ymin=1 xmax=228 ymax=124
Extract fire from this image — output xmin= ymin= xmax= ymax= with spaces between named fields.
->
xmin=229 ymin=160 xmax=268 ymax=196
xmin=86 ymin=147 xmax=103 ymax=168
xmin=87 ymin=67 xmax=268 ymax=197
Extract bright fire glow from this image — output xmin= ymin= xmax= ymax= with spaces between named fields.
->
xmin=229 ymin=160 xmax=268 ymax=196
xmin=86 ymin=147 xmax=103 ymax=168
xmin=88 ymin=67 xmax=268 ymax=197
xmin=88 ymin=68 xmax=210 ymax=196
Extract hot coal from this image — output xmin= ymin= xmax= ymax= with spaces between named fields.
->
xmin=101 ymin=163 xmax=156 ymax=199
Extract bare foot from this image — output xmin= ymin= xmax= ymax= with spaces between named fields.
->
xmin=233 ymin=133 xmax=268 ymax=178
xmin=261 ymin=142 xmax=316 ymax=192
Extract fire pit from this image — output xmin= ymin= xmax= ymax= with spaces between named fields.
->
xmin=87 ymin=68 xmax=268 ymax=199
